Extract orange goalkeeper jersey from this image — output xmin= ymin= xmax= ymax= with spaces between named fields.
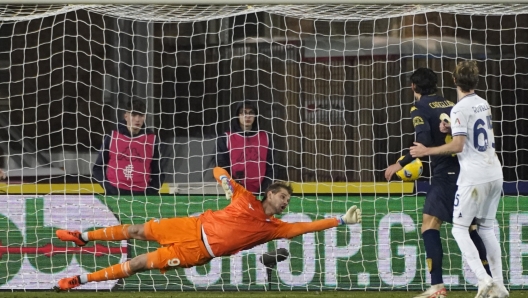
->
xmin=199 ymin=167 xmax=338 ymax=257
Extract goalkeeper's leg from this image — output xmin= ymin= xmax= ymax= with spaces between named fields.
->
xmin=54 ymin=224 xmax=153 ymax=291
xmin=55 ymin=226 xmax=212 ymax=291
xmin=56 ymin=224 xmax=149 ymax=246
xmin=55 ymin=217 xmax=212 ymax=291
xmin=55 ymin=251 xmax=158 ymax=291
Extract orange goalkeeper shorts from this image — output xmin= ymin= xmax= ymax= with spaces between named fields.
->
xmin=143 ymin=216 xmax=213 ymax=272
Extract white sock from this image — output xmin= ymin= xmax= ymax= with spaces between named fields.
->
xmin=81 ymin=232 xmax=89 ymax=242
xmin=452 ymin=225 xmax=489 ymax=281
xmin=79 ymin=274 xmax=88 ymax=284
xmin=478 ymin=225 xmax=503 ymax=283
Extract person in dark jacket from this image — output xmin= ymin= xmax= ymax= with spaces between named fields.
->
xmin=216 ymin=101 xmax=275 ymax=194
xmin=93 ymin=99 xmax=164 ymax=195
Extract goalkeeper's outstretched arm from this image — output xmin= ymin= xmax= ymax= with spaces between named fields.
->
xmin=213 ymin=167 xmax=249 ymax=200
xmin=274 ymin=206 xmax=362 ymax=239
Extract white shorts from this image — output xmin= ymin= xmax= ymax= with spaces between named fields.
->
xmin=452 ymin=178 xmax=503 ymax=227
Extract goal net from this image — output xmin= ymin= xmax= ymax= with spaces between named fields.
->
xmin=0 ymin=3 xmax=527 ymax=292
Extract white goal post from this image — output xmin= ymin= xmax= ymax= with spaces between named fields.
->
xmin=0 ymin=2 xmax=527 ymax=292
xmin=7 ymin=0 xmax=528 ymax=5
xmin=6 ymin=0 xmax=528 ymax=4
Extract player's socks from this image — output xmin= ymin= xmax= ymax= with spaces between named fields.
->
xmin=422 ymin=229 xmax=444 ymax=285
xmin=87 ymin=261 xmax=133 ymax=282
xmin=478 ymin=226 xmax=504 ymax=284
xmin=86 ymin=224 xmax=131 ymax=241
xmin=470 ymin=229 xmax=492 ymax=277
xmin=451 ymin=225 xmax=489 ymax=280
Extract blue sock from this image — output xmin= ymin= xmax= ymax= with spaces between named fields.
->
xmin=470 ymin=229 xmax=492 ymax=277
xmin=422 ymin=229 xmax=443 ymax=285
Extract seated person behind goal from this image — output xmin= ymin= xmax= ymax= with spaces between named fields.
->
xmin=54 ymin=167 xmax=362 ymax=291
xmin=92 ymin=99 xmax=164 ymax=195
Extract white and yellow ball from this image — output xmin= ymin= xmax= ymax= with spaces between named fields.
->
xmin=395 ymin=156 xmax=423 ymax=182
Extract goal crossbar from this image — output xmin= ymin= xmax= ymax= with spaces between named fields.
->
xmin=5 ymin=0 xmax=528 ymax=5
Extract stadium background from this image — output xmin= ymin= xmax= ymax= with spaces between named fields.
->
xmin=0 ymin=6 xmax=526 ymax=184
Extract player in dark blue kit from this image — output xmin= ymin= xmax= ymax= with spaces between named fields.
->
xmin=385 ymin=68 xmax=491 ymax=298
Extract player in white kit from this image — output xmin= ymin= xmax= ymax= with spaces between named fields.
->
xmin=410 ymin=60 xmax=508 ymax=298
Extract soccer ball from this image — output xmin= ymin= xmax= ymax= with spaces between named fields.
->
xmin=395 ymin=156 xmax=423 ymax=182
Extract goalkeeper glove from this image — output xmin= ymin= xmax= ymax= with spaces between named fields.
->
xmin=338 ymin=205 xmax=362 ymax=225
xmin=220 ymin=175 xmax=233 ymax=200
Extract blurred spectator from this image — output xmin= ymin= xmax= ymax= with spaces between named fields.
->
xmin=216 ymin=101 xmax=275 ymax=194
xmin=93 ymin=99 xmax=164 ymax=195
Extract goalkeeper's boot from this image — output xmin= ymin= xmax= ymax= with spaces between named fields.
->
xmin=475 ymin=276 xmax=494 ymax=298
xmin=56 ymin=230 xmax=87 ymax=247
xmin=54 ymin=275 xmax=81 ymax=292
xmin=414 ymin=284 xmax=447 ymax=298
xmin=486 ymin=282 xmax=508 ymax=298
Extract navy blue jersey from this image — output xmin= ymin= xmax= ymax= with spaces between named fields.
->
xmin=411 ymin=94 xmax=460 ymax=177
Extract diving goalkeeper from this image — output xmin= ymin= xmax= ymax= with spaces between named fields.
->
xmin=54 ymin=167 xmax=362 ymax=291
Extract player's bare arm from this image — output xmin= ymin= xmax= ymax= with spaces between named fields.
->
xmin=410 ymin=136 xmax=465 ymax=157
xmin=384 ymin=162 xmax=402 ymax=181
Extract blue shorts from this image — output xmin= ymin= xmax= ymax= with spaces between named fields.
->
xmin=423 ymin=175 xmax=458 ymax=223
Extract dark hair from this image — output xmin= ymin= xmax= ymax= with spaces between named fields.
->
xmin=410 ymin=68 xmax=438 ymax=95
xmin=262 ymin=181 xmax=293 ymax=201
xmin=126 ymin=99 xmax=147 ymax=115
xmin=453 ymin=60 xmax=479 ymax=92
xmin=237 ymin=101 xmax=258 ymax=115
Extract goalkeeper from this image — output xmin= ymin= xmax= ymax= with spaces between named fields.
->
xmin=54 ymin=167 xmax=362 ymax=291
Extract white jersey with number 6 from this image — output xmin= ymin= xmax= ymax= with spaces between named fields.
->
xmin=450 ymin=94 xmax=503 ymax=186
